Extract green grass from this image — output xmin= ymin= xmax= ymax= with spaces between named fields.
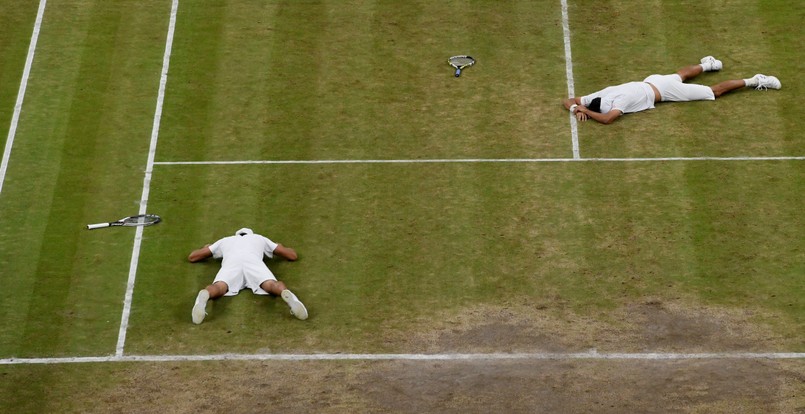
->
xmin=122 ymin=160 xmax=803 ymax=355
xmin=0 ymin=0 xmax=167 ymax=356
xmin=0 ymin=0 xmax=802 ymax=412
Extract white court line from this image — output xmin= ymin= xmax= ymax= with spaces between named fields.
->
xmin=115 ymin=0 xmax=179 ymax=357
xmin=0 ymin=0 xmax=47 ymax=195
xmin=153 ymin=156 xmax=805 ymax=166
xmin=560 ymin=0 xmax=580 ymax=159
xmin=1 ymin=351 xmax=803 ymax=365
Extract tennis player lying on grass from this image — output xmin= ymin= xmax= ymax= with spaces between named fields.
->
xmin=563 ymin=56 xmax=781 ymax=124
xmin=188 ymin=228 xmax=308 ymax=324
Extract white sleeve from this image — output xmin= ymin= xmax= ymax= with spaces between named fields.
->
xmin=209 ymin=238 xmax=225 ymax=259
xmin=262 ymin=236 xmax=278 ymax=259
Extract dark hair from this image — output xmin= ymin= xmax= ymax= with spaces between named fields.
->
xmin=588 ymin=97 xmax=602 ymax=113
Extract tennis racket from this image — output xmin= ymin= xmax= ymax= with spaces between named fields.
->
xmin=448 ymin=55 xmax=475 ymax=77
xmin=87 ymin=214 xmax=161 ymax=230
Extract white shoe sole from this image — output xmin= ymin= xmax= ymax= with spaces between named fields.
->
xmin=192 ymin=291 xmax=209 ymax=324
xmin=192 ymin=302 xmax=206 ymax=324
xmin=281 ymin=290 xmax=308 ymax=320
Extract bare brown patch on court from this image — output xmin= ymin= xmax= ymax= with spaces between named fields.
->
xmin=397 ymin=298 xmax=788 ymax=354
xmin=85 ymin=358 xmax=803 ymax=413
xmin=76 ymin=299 xmax=803 ymax=413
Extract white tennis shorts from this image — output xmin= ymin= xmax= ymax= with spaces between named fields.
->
xmin=643 ymin=74 xmax=715 ymax=102
xmin=213 ymin=262 xmax=277 ymax=296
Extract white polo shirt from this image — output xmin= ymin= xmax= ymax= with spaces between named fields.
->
xmin=208 ymin=233 xmax=280 ymax=296
xmin=581 ymin=81 xmax=656 ymax=114
xmin=210 ymin=233 xmax=278 ymax=265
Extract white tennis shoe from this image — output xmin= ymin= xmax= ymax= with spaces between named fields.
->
xmin=192 ymin=289 xmax=209 ymax=324
xmin=750 ymin=74 xmax=781 ymax=90
xmin=700 ymin=56 xmax=723 ymax=72
xmin=281 ymin=289 xmax=308 ymax=320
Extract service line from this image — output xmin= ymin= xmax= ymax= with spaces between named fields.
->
xmin=153 ymin=156 xmax=805 ymax=166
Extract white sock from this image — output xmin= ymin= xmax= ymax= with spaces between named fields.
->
xmin=744 ymin=77 xmax=758 ymax=87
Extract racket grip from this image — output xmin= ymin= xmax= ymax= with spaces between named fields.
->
xmin=455 ymin=68 xmax=461 ymax=77
xmin=87 ymin=223 xmax=110 ymax=230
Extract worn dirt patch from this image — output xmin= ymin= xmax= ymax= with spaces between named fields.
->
xmin=69 ymin=298 xmax=804 ymax=413
xmin=81 ymin=358 xmax=804 ymax=413
xmin=398 ymin=298 xmax=789 ymax=354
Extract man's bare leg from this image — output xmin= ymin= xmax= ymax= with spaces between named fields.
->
xmin=677 ymin=64 xmax=705 ymax=82
xmin=259 ymin=280 xmax=287 ymax=295
xmin=710 ymin=79 xmax=747 ymax=98
xmin=678 ymin=56 xmax=722 ymax=82
xmin=262 ymin=280 xmax=308 ymax=320
xmin=205 ymin=281 xmax=229 ymax=298
xmin=192 ymin=281 xmax=229 ymax=324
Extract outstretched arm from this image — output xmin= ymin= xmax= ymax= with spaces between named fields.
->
xmin=575 ymin=106 xmax=623 ymax=125
xmin=273 ymin=244 xmax=298 ymax=261
xmin=188 ymin=245 xmax=213 ymax=262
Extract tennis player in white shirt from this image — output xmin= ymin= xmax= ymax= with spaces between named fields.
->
xmin=188 ymin=228 xmax=308 ymax=324
xmin=563 ymin=56 xmax=781 ymax=124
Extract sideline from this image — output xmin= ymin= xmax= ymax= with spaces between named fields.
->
xmin=0 ymin=0 xmax=47 ymax=195
xmin=115 ymin=0 xmax=179 ymax=357
xmin=560 ymin=0 xmax=580 ymax=159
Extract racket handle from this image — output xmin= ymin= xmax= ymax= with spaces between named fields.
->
xmin=87 ymin=223 xmax=110 ymax=230
xmin=455 ymin=68 xmax=461 ymax=77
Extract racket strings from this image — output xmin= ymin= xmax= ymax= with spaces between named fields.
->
xmin=449 ymin=56 xmax=474 ymax=67
xmin=122 ymin=215 xmax=160 ymax=226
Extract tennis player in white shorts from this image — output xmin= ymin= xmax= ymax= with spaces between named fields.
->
xmin=562 ymin=56 xmax=781 ymax=125
xmin=643 ymin=73 xmax=715 ymax=102
xmin=188 ymin=228 xmax=308 ymax=324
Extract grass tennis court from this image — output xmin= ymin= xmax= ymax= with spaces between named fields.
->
xmin=0 ymin=0 xmax=802 ymax=412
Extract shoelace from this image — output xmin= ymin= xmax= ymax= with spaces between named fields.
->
xmin=755 ymin=75 xmax=770 ymax=90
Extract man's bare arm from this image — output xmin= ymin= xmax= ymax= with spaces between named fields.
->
xmin=563 ymin=97 xmax=582 ymax=110
xmin=576 ymin=106 xmax=622 ymax=125
xmin=273 ymin=244 xmax=298 ymax=261
xmin=188 ymin=245 xmax=213 ymax=262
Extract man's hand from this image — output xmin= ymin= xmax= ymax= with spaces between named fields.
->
xmin=574 ymin=108 xmax=589 ymax=122
xmin=273 ymin=244 xmax=298 ymax=261
xmin=188 ymin=245 xmax=213 ymax=262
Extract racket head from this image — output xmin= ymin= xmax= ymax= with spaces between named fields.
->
xmin=120 ymin=214 xmax=162 ymax=227
xmin=448 ymin=55 xmax=475 ymax=69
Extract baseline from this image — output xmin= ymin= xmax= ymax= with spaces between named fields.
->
xmin=2 ymin=351 xmax=804 ymax=365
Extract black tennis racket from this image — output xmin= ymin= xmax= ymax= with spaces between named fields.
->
xmin=87 ymin=214 xmax=161 ymax=230
xmin=448 ymin=55 xmax=475 ymax=77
